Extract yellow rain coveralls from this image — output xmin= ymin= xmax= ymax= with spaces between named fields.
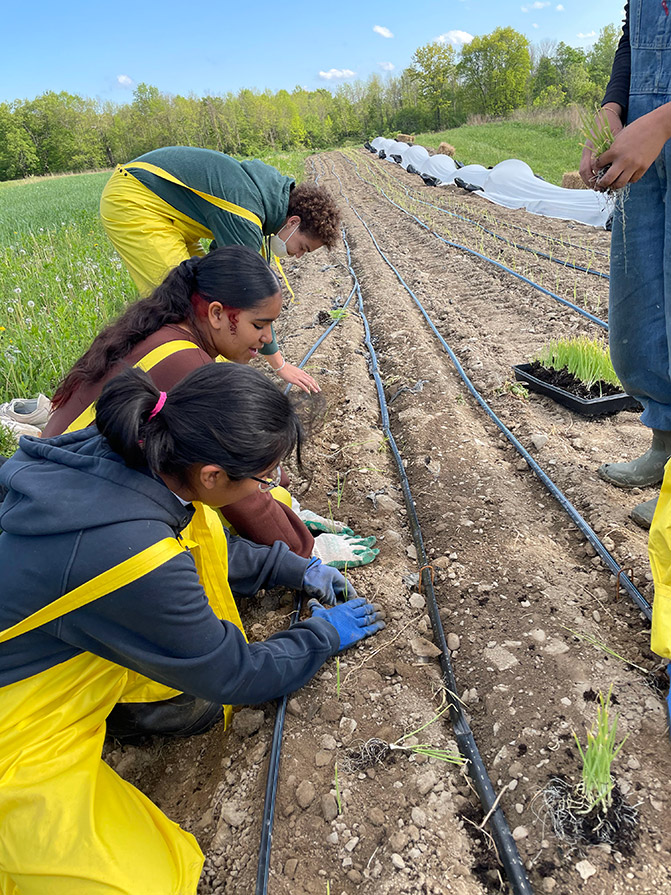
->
xmin=649 ymin=464 xmax=671 ymax=658
xmin=0 ymin=539 xmax=204 ymax=895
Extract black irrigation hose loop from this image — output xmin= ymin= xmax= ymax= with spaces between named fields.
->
xmin=255 ymin=596 xmax=303 ymax=895
xmin=362 ymin=149 xmax=610 ymax=260
xmin=340 ymin=154 xmax=610 ymax=332
xmin=345 ymin=153 xmax=609 ymax=279
xmin=340 ymin=227 xmax=535 ymax=895
xmin=328 ymin=160 xmax=651 ymax=622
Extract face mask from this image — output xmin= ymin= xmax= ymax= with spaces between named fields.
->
xmin=269 ymin=223 xmax=300 ymax=258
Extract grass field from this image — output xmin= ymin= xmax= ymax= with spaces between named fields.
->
xmin=415 ymin=118 xmax=583 ymax=185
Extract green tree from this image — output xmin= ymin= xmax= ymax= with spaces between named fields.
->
xmin=459 ymin=27 xmax=531 ymax=117
xmin=408 ymin=42 xmax=456 ymax=130
xmin=587 ymin=24 xmax=620 ymax=92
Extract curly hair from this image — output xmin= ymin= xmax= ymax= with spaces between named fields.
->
xmin=287 ymin=182 xmax=341 ymax=249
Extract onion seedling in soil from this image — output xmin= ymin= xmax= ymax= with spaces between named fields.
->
xmin=340 ymin=702 xmax=466 ymax=775
xmin=539 ymin=687 xmax=639 ymax=853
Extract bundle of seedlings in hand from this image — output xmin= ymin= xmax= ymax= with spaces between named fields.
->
xmin=341 ymin=702 xmax=466 ymax=774
xmin=533 ymin=335 xmax=622 ymax=397
xmin=540 ymin=687 xmax=638 ymax=851
xmin=580 ymin=105 xmax=616 ymax=189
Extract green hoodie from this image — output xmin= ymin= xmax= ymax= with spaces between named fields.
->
xmin=126 ymin=146 xmax=293 ymax=355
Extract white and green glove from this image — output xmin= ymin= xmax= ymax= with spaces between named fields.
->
xmin=292 ymin=497 xmax=354 ymax=535
xmin=311 ymin=533 xmax=379 ymax=569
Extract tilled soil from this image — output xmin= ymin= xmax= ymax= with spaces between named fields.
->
xmin=105 ymin=149 xmax=671 ymax=895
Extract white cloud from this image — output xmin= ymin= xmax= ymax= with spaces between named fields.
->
xmin=435 ymin=29 xmax=474 ymax=46
xmin=556 ymin=4 xmax=564 ymax=9
xmin=576 ymin=30 xmax=597 ymax=38
xmin=319 ymin=68 xmax=357 ymax=80
xmin=379 ymin=61 xmax=395 ymax=71
xmin=521 ymin=1 xmax=550 ymax=10
xmin=373 ymin=25 xmax=394 ymax=38
xmin=117 ymin=74 xmax=133 ymax=87
xmin=532 ymin=22 xmax=539 ymax=27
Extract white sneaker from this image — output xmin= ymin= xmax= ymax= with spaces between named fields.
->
xmin=0 ymin=394 xmax=51 ymax=430
xmin=0 ymin=417 xmax=41 ymax=438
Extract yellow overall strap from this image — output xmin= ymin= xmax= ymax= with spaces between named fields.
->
xmin=122 ymin=161 xmax=263 ymax=231
xmin=0 ymin=538 xmax=184 ymax=644
xmin=64 ymin=340 xmax=197 ymax=433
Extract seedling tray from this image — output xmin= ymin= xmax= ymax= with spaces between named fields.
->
xmin=512 ymin=363 xmax=642 ymax=417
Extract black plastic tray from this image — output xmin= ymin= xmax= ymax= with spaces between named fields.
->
xmin=512 ymin=363 xmax=642 ymax=417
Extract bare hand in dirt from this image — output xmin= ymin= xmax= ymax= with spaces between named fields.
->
xmin=595 ymin=107 xmax=671 ymax=191
xmin=579 ymin=106 xmax=623 ymax=188
xmin=276 ymin=361 xmax=320 ymax=394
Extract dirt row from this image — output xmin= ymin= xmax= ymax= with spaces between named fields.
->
xmin=105 ymin=148 xmax=671 ymax=895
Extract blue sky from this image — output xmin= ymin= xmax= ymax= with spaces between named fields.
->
xmin=2 ymin=0 xmax=626 ymax=105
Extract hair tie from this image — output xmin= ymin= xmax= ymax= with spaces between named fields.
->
xmin=148 ymin=391 xmax=167 ymax=421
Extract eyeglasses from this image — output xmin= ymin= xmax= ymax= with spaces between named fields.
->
xmin=250 ymin=465 xmax=282 ymax=493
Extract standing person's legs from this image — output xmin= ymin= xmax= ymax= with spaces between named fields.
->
xmin=598 ymin=154 xmax=671 ymax=497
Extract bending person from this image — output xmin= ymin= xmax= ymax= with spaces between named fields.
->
xmin=43 ymin=246 xmax=378 ymax=570
xmin=580 ymin=0 xmax=671 ymax=527
xmin=100 ymin=145 xmax=342 ymax=394
xmin=0 ymin=364 xmax=384 ymax=895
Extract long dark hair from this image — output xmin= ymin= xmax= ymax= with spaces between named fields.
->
xmin=52 ymin=246 xmax=279 ymax=408
xmin=95 ymin=365 xmax=301 ymax=483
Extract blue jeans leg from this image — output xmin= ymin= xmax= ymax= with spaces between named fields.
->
xmin=609 ymin=150 xmax=671 ymax=430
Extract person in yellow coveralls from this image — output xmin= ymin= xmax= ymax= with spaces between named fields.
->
xmin=646 ymin=461 xmax=671 ymax=730
xmin=0 ymin=362 xmax=384 ymax=895
xmin=100 ymin=145 xmax=341 ymax=394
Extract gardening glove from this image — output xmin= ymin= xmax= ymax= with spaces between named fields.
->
xmin=308 ymin=597 xmax=385 ymax=652
xmin=311 ymin=533 xmax=379 ymax=570
xmin=302 ymin=558 xmax=357 ymax=606
xmin=291 ymin=498 xmax=354 ymax=536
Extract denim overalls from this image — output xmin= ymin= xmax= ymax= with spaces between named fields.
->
xmin=609 ymin=0 xmax=671 ymax=428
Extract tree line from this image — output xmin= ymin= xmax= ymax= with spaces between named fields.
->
xmin=0 ymin=24 xmax=620 ymax=181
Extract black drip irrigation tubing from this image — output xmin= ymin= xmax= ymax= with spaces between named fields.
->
xmin=340 ymin=154 xmax=609 ymax=332
xmin=342 ymin=228 xmax=535 ymax=895
xmin=327 ymin=158 xmax=651 ymax=621
xmin=347 ymin=153 xmax=609 ymax=280
xmin=256 ymin=231 xmax=356 ymax=894
xmin=364 ymin=147 xmax=611 ymax=260
xmin=256 ymin=595 xmax=303 ymax=895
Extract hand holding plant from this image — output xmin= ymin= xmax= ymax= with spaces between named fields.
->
xmin=579 ymin=104 xmax=622 ymax=188
xmin=595 ymin=105 xmax=671 ymax=191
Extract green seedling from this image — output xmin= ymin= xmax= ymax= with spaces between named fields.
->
xmin=342 ymin=701 xmax=467 ymax=773
xmin=496 ymin=380 xmax=529 ymax=401
xmin=580 ymin=105 xmax=615 ymax=172
xmin=574 ymin=686 xmax=627 ymax=813
xmin=561 ymin=626 xmax=648 ymax=675
xmin=534 ymin=335 xmax=622 ymax=394
xmin=336 ymin=656 xmax=341 ymax=699
xmin=328 ymin=308 xmax=349 ymax=321
xmin=334 ymin=762 xmax=343 ymax=815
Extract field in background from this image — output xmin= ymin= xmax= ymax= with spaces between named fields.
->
xmin=415 ymin=118 xmax=582 ymax=185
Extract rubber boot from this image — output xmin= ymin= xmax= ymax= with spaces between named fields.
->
xmin=630 ymin=495 xmax=659 ymax=530
xmin=106 ymin=693 xmax=224 ymax=743
xmin=598 ymin=429 xmax=671 ymax=489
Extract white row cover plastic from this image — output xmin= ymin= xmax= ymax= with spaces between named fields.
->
xmin=369 ymin=138 xmax=613 ymax=229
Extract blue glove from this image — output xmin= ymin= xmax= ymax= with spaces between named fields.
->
xmin=302 ymin=558 xmax=357 ymax=606
xmin=308 ymin=597 xmax=385 ymax=652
